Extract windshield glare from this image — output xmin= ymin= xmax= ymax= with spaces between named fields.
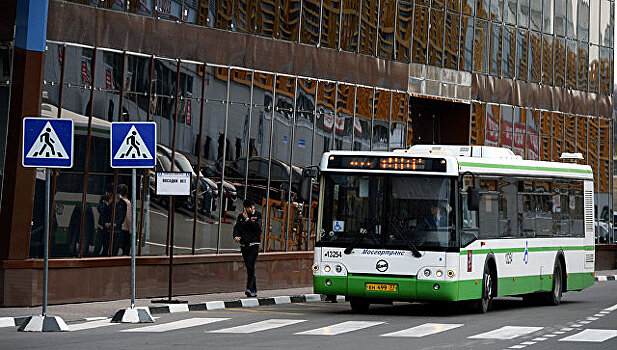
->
xmin=319 ymin=174 xmax=455 ymax=250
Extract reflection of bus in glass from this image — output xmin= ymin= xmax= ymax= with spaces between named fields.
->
xmin=312 ymin=145 xmax=595 ymax=313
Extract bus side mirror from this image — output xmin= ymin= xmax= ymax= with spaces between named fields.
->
xmin=467 ymin=186 xmax=480 ymax=211
xmin=299 ymin=168 xmax=318 ymax=202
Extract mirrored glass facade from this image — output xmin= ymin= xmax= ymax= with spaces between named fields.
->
xmin=20 ymin=0 xmax=617 ymax=260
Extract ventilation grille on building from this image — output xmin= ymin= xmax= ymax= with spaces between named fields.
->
xmin=584 ymin=189 xmax=594 ymax=233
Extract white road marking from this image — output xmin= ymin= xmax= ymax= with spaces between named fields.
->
xmin=210 ymin=319 xmax=306 ymax=334
xmin=594 ymin=313 xmax=606 ymax=317
xmin=605 ymin=303 xmax=617 ymax=312
xmin=561 ymin=327 xmax=573 ymax=331
xmin=579 ymin=320 xmax=591 ymax=324
xmin=70 ymin=319 xmax=117 ymax=331
xmin=295 ymin=321 xmax=384 ymax=336
xmin=554 ymin=331 xmax=566 ymax=334
xmin=122 ymin=318 xmax=228 ymax=333
xmin=544 ymin=334 xmax=557 ymax=337
xmin=509 ymin=345 xmax=526 ymax=349
xmin=599 ymin=311 xmax=610 ymax=314
xmin=532 ymin=337 xmax=547 ymax=341
xmin=381 ymin=323 xmax=464 ymax=337
xmin=587 ymin=317 xmax=599 ymax=321
xmin=468 ymin=326 xmax=544 ymax=340
xmin=571 ymin=324 xmax=583 ymax=327
xmin=520 ymin=341 xmax=536 ymax=345
xmin=84 ymin=317 xmax=108 ymax=321
xmin=559 ymin=329 xmax=617 ymax=342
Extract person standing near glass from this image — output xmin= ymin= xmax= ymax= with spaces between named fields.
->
xmin=233 ymin=199 xmax=262 ymax=297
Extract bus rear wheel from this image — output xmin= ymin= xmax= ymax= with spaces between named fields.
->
xmin=349 ymin=298 xmax=370 ymax=313
xmin=542 ymin=260 xmax=563 ymax=306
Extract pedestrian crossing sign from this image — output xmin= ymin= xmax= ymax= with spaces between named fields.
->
xmin=110 ymin=122 xmax=156 ymax=168
xmin=22 ymin=118 xmax=73 ymax=168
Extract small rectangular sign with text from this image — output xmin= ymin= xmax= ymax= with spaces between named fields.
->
xmin=156 ymin=172 xmax=191 ymax=196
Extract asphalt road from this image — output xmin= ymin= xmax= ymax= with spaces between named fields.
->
xmin=2 ymin=281 xmax=617 ymax=350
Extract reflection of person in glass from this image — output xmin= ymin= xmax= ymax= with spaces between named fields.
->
xmin=95 ymin=183 xmax=114 ymax=256
xmin=233 ymin=199 xmax=262 ymax=297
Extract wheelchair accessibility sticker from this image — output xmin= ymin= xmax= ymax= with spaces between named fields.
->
xmin=333 ymin=221 xmax=345 ymax=232
xmin=523 ymin=241 xmax=529 ymax=264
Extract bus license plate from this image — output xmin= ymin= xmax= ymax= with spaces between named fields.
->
xmin=366 ymin=283 xmax=397 ymax=292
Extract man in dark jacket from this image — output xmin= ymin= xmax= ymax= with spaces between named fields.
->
xmin=233 ymin=199 xmax=262 ymax=297
xmin=95 ymin=184 xmax=113 ymax=256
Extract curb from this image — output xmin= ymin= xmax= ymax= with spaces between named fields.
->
xmin=0 ymin=294 xmax=327 ymax=327
xmin=595 ymin=275 xmax=617 ymax=282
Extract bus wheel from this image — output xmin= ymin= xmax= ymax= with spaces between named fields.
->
xmin=350 ymin=298 xmax=370 ymax=313
xmin=473 ymin=263 xmax=494 ymax=313
xmin=543 ymin=260 xmax=563 ymax=306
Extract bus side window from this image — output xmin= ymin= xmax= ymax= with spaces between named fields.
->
xmin=498 ymin=178 xmax=518 ymax=238
xmin=478 ymin=178 xmax=499 ymax=239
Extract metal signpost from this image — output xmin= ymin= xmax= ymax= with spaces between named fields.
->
xmin=110 ymin=122 xmax=156 ymax=323
xmin=152 ymin=172 xmax=191 ymax=304
xmin=19 ymin=117 xmax=73 ymax=332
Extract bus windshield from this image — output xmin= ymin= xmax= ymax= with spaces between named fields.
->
xmin=318 ymin=174 xmax=456 ymax=251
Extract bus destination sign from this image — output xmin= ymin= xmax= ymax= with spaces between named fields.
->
xmin=327 ymin=155 xmax=447 ymax=172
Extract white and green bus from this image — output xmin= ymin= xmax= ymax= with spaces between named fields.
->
xmin=311 ymin=145 xmax=595 ymax=313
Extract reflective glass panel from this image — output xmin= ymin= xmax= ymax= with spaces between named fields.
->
xmin=460 ymin=15 xmax=474 ymax=71
xmin=428 ymin=9 xmax=445 ymax=67
xmin=412 ymin=5 xmax=430 ymax=64
xmin=554 ymin=36 xmax=566 ymax=86
xmin=377 ymin=0 xmax=396 ymax=59
xmin=317 ymin=81 xmax=336 ymax=152
xmin=359 ymin=0 xmax=379 ymax=55
xmin=554 ymin=0 xmax=567 ymax=36
xmin=395 ymin=0 xmax=413 ymax=62
xmin=340 ymin=0 xmax=361 ymax=52
xmin=491 ymin=0 xmax=503 ymax=21
xmin=476 ymin=0 xmax=489 ymax=19
xmin=589 ymin=44 xmax=599 ymax=93
xmin=516 ymin=29 xmax=529 ymax=81
xmin=354 ymin=86 xmax=372 ymax=151
xmin=444 ymin=11 xmax=460 ymax=69
xmin=566 ymin=0 xmax=577 ymax=39
xmin=489 ymin=23 xmax=502 ymax=76
xmin=502 ymin=25 xmax=516 ymax=78
xmin=300 ymin=0 xmax=320 ymax=45
xmin=372 ymin=90 xmax=390 ymax=151
xmin=599 ymin=46 xmax=612 ymax=94
xmin=566 ymin=38 xmax=578 ymax=89
xmin=321 ymin=0 xmax=341 ymax=49
xmin=600 ymin=0 xmax=613 ymax=47
xmin=529 ymin=31 xmax=542 ymax=83
xmin=234 ymin=0 xmax=257 ymax=33
xmin=577 ymin=42 xmax=589 ymax=91
xmin=541 ymin=34 xmax=554 ymax=85
xmin=577 ymin=0 xmax=589 ymax=43
xmin=335 ymin=83 xmax=354 ymax=150
xmin=543 ymin=0 xmax=553 ymax=34
xmin=279 ymin=0 xmax=301 ymax=41
xmin=504 ymin=0 xmax=517 ymax=25
xmin=589 ymin=0 xmax=599 ymax=44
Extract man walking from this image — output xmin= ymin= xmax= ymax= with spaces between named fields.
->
xmin=233 ymin=199 xmax=262 ymax=297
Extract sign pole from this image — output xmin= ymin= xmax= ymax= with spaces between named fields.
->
xmin=131 ymin=168 xmax=136 ymax=308
xmin=110 ymin=121 xmax=156 ymax=323
xmin=19 ymin=117 xmax=74 ymax=332
xmin=42 ymin=168 xmax=50 ymax=316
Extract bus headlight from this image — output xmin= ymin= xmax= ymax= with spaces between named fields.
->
xmin=326 ymin=279 xmax=332 ymax=286
xmin=435 ymin=270 xmax=443 ymax=278
xmin=335 ymin=265 xmax=342 ymax=273
xmin=324 ymin=265 xmax=331 ymax=272
xmin=312 ymin=264 xmax=319 ymax=272
xmin=447 ymin=270 xmax=455 ymax=278
xmin=424 ymin=269 xmax=431 ymax=277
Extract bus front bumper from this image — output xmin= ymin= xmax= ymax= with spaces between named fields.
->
xmin=313 ymin=274 xmax=465 ymax=302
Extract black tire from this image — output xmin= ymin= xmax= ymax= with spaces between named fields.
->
xmin=349 ymin=298 xmax=370 ymax=313
xmin=542 ymin=260 xmax=563 ymax=306
xmin=473 ymin=263 xmax=494 ymax=313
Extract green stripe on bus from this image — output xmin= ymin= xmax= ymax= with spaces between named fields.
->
xmin=458 ymin=162 xmax=592 ymax=174
xmin=460 ymin=246 xmax=594 ymax=255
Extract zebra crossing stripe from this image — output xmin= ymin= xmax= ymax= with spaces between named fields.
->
xmin=209 ymin=319 xmax=306 ymax=334
xmin=70 ymin=319 xmax=118 ymax=331
xmin=380 ymin=323 xmax=464 ymax=337
xmin=295 ymin=321 xmax=384 ymax=336
xmin=559 ymin=329 xmax=617 ymax=342
xmin=122 ymin=318 xmax=229 ymax=333
xmin=468 ymin=326 xmax=544 ymax=340
xmin=605 ymin=303 xmax=617 ymax=312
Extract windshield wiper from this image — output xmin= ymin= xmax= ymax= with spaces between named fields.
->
xmin=389 ymin=221 xmax=422 ymax=258
xmin=344 ymin=217 xmax=380 ymax=255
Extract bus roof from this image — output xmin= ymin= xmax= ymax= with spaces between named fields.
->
xmin=320 ymin=145 xmax=593 ymax=180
